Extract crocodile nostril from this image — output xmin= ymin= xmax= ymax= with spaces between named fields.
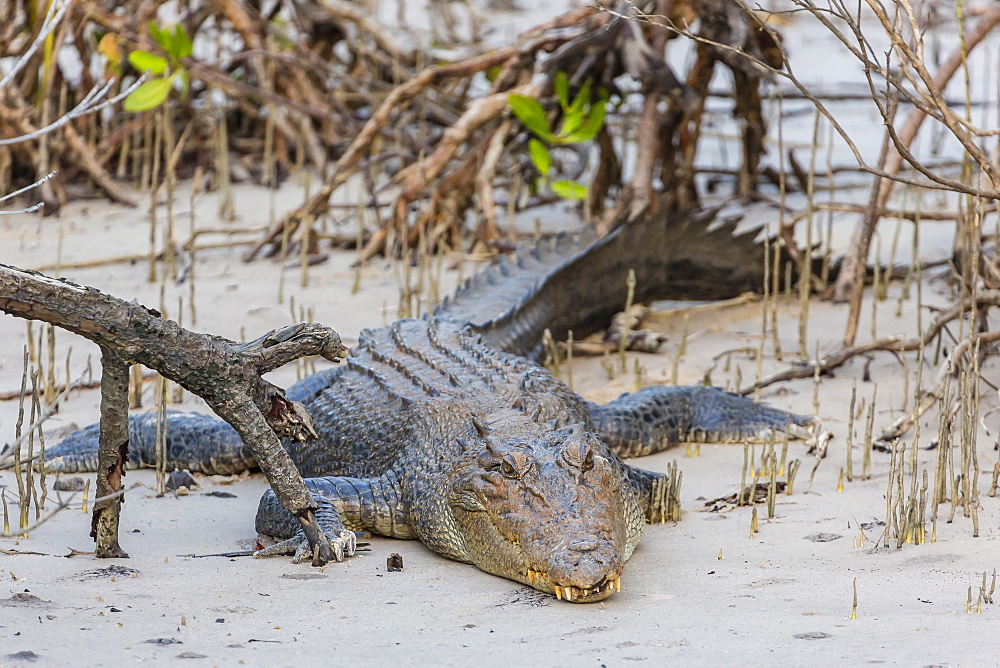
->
xmin=568 ymin=539 xmax=598 ymax=552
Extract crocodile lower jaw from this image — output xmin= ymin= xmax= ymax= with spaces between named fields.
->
xmin=526 ymin=569 xmax=621 ymax=603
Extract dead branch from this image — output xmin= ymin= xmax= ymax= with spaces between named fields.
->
xmin=242 ymin=46 xmax=525 ymax=262
xmin=63 ymin=123 xmax=136 ymax=207
xmin=829 ymin=2 xmax=1000 ymax=343
xmin=0 ymin=483 xmax=140 ymax=539
xmin=738 ymin=290 xmax=1000 ymax=395
xmin=0 ymin=263 xmax=350 ymax=565
xmin=380 ymin=81 xmax=543 ymax=258
xmin=475 ymin=120 xmax=513 ymax=242
xmin=630 ymin=0 xmax=675 ymax=215
xmin=802 ymin=201 xmax=1000 ymax=222
xmin=636 ymin=1 xmax=1000 ymax=200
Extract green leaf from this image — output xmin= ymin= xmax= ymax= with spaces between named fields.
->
xmin=551 ymin=180 xmax=588 ymax=200
xmin=556 ymin=79 xmax=596 ymax=141
xmin=554 ymin=71 xmax=569 ymax=111
xmin=559 ymin=107 xmax=586 ymax=141
xmin=127 ymin=50 xmax=167 ymax=75
xmin=563 ymin=100 xmax=606 ymax=143
xmin=528 ymin=139 xmax=551 ymax=177
xmin=178 ymin=69 xmax=190 ymax=98
xmin=567 ymin=79 xmax=592 ymax=119
xmin=149 ymin=22 xmax=170 ymax=51
xmin=123 ymin=76 xmax=171 ymax=112
xmin=530 ymin=177 xmax=542 ymax=197
xmin=508 ymin=94 xmax=552 ymax=141
xmin=171 ymin=24 xmax=193 ymax=59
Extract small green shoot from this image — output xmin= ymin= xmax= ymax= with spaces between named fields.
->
xmin=122 ymin=22 xmax=193 ymax=112
xmin=508 ymin=72 xmax=608 ymax=200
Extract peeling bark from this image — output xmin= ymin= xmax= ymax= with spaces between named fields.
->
xmin=91 ymin=349 xmax=129 ymax=558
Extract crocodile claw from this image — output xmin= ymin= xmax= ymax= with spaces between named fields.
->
xmin=255 ymin=529 xmax=357 ymax=564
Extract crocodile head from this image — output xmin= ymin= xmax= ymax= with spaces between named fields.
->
xmin=449 ymin=423 xmax=641 ymax=603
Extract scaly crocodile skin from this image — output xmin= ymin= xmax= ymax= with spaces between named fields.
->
xmin=40 ymin=207 xmax=811 ymax=603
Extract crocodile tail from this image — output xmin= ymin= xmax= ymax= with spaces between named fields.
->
xmin=434 ymin=205 xmax=766 ymax=360
xmin=36 ymin=411 xmax=257 ymax=476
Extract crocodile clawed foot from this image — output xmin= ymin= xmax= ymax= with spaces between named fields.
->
xmin=752 ymin=420 xmax=814 ymax=443
xmin=255 ymin=529 xmax=357 ymax=564
xmin=753 ymin=421 xmax=833 ymax=458
xmin=293 ymin=529 xmax=356 ymax=564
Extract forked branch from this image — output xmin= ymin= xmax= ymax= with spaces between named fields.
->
xmin=0 ymin=263 xmax=349 ymax=565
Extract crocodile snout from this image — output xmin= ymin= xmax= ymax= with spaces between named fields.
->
xmin=546 ymin=540 xmax=624 ymax=601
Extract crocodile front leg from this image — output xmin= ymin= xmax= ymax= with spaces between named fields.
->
xmin=254 ymin=471 xmax=413 ymax=563
xmin=589 ymin=385 xmax=814 ymax=459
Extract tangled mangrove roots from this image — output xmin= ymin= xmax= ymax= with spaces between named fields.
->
xmin=255 ymin=0 xmax=785 ymax=261
xmin=1 ymin=0 xmax=784 ymax=260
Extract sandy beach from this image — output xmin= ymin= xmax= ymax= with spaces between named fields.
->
xmin=1 ymin=171 xmax=998 ymax=666
xmin=3 ymin=2 xmax=1000 ymax=665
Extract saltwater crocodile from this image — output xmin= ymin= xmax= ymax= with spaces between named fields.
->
xmin=42 ymin=207 xmax=812 ymax=603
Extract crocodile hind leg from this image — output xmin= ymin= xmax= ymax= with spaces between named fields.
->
xmin=589 ymin=385 xmax=814 ymax=459
xmin=37 ymin=411 xmax=256 ymax=475
xmin=254 ymin=471 xmax=413 ymax=563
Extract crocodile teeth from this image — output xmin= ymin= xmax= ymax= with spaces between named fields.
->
xmin=528 ymin=571 xmax=622 ymax=600
xmin=527 ymin=569 xmax=549 ymax=586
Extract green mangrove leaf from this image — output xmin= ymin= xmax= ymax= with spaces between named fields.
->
xmin=508 ymin=94 xmax=552 ymax=141
xmin=148 ymin=22 xmax=170 ymax=51
xmin=551 ymin=180 xmax=588 ymax=200
xmin=123 ymin=76 xmax=171 ymax=112
xmin=567 ymin=79 xmax=592 ymax=119
xmin=528 ymin=138 xmax=551 ymax=176
xmin=127 ymin=50 xmax=167 ymax=75
xmin=563 ymin=101 xmax=606 ymax=143
xmin=172 ymin=25 xmax=193 ymax=60
xmin=555 ymin=71 xmax=569 ymax=111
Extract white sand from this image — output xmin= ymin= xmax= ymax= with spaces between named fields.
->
xmin=1 ymin=177 xmax=997 ymax=666
xmin=3 ymin=4 xmax=1000 ymax=663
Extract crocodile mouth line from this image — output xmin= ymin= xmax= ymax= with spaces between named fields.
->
xmin=526 ymin=569 xmax=621 ymax=602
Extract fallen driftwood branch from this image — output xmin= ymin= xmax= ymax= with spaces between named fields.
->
xmin=738 ymin=290 xmax=1000 ymax=396
xmin=560 ymin=304 xmax=670 ymax=357
xmin=0 ymin=263 xmax=349 ymax=565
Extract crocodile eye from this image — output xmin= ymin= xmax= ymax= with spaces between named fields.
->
xmin=501 ymin=459 xmax=518 ymax=478
xmin=563 ymin=440 xmax=595 ymax=471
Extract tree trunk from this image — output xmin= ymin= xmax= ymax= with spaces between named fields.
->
xmin=92 ymin=348 xmax=129 ymax=558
